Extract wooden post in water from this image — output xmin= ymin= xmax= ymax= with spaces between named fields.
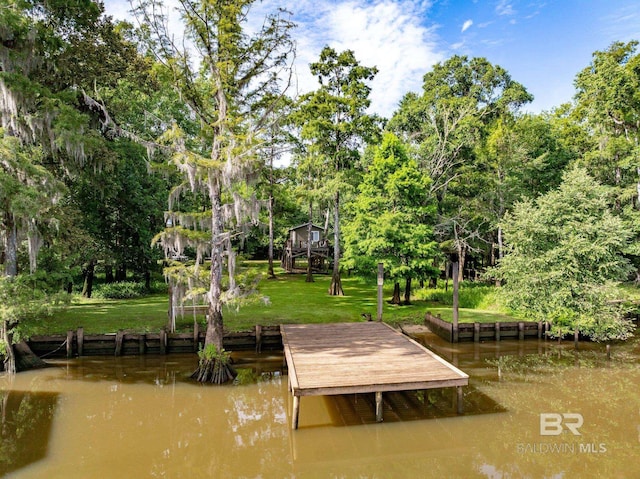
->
xmin=377 ymin=263 xmax=384 ymax=322
xmin=193 ymin=321 xmax=199 ymax=352
xmin=255 ymin=325 xmax=262 ymax=353
xmin=159 ymin=328 xmax=167 ymax=355
xmin=139 ymin=334 xmax=146 ymax=355
xmin=115 ymin=330 xmax=124 ymax=356
xmin=518 ymin=322 xmax=525 ymax=341
xmin=495 ymin=322 xmax=501 ymax=341
xmin=473 ymin=322 xmax=480 ymax=343
xmin=375 ymin=391 xmax=383 ymax=422
xmin=456 ymin=386 xmax=464 ymax=414
xmin=574 ymin=328 xmax=579 ymax=349
xmin=77 ymin=327 xmax=84 ymax=356
xmin=544 ymin=321 xmax=550 ymax=340
xmin=66 ymin=330 xmax=74 ymax=358
xmin=537 ymin=321 xmax=543 ymax=339
xmin=292 ymin=395 xmax=300 ymax=430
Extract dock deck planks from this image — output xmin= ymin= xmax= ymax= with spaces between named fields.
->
xmin=281 ymin=322 xmax=469 ymax=429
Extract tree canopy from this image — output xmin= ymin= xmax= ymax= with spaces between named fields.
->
xmin=491 ymin=167 xmax=635 ymax=340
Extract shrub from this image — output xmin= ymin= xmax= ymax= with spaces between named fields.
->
xmin=94 ymin=281 xmax=147 ymax=299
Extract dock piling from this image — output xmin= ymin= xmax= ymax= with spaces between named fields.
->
xmin=375 ymin=391 xmax=383 ymax=422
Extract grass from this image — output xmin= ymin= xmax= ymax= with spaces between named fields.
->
xmin=28 ymin=294 xmax=184 ymax=335
xmin=38 ymin=261 xmax=516 ymax=335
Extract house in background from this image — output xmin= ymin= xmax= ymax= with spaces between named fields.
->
xmin=281 ymin=222 xmax=330 ymax=273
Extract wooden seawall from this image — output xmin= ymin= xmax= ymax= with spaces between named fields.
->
xmin=424 ymin=312 xmax=548 ymax=343
xmin=28 ymin=325 xmax=282 ymax=358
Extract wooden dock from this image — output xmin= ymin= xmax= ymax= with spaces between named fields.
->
xmin=280 ymin=322 xmax=469 ymax=429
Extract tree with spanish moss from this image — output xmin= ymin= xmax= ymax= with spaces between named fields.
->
xmin=0 ymin=0 xmax=108 ymax=373
xmin=136 ymin=0 xmax=295 ymax=383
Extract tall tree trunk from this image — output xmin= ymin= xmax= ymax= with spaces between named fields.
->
xmin=328 ymin=190 xmax=344 ymax=295
xmin=267 ymin=191 xmax=276 ymax=279
xmin=2 ymin=321 xmax=15 ymax=375
xmin=391 ymin=282 xmax=401 ymax=305
xmin=457 ymin=244 xmax=465 ymax=281
xmin=495 ymin=227 xmax=504 ymax=286
xmin=636 ymin=166 xmax=640 ymax=210
xmin=104 ymin=264 xmax=114 ymax=283
xmin=4 ymin=212 xmax=18 ymax=277
xmin=306 ymin=202 xmax=314 ymax=283
xmin=404 ymin=277 xmax=412 ymax=305
xmin=82 ymin=259 xmax=95 ymax=298
xmin=452 ymin=259 xmax=459 ymax=333
xmin=192 ymin=179 xmax=235 ymax=384
xmin=445 ymin=260 xmax=450 ymax=292
xmin=115 ymin=263 xmax=126 ymax=282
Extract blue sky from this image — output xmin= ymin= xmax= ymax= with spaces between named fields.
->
xmin=103 ymin=0 xmax=640 ymax=118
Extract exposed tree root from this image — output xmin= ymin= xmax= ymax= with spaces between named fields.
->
xmin=191 ymin=358 xmax=237 ymax=384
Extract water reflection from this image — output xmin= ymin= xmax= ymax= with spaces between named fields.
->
xmin=0 ymin=390 xmax=58 ymax=476
xmin=0 ymin=333 xmax=638 ymax=478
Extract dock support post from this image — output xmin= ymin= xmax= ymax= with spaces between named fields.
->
xmin=375 ymin=391 xmax=383 ymax=422
xmin=292 ymin=395 xmax=300 ymax=430
xmin=495 ymin=322 xmax=500 ymax=341
xmin=377 ymin=263 xmax=383 ymax=322
xmin=456 ymin=387 xmax=464 ymax=414
xmin=473 ymin=322 xmax=480 ymax=342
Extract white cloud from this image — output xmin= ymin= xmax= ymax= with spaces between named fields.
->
xmin=103 ymin=0 xmax=444 ymax=118
xmin=461 ymin=19 xmax=473 ymax=33
xmin=280 ymin=0 xmax=443 ymax=117
xmin=496 ymin=0 xmax=515 ymax=16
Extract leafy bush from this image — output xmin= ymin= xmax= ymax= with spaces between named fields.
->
xmin=94 ymin=281 xmax=147 ymax=299
xmin=147 ymin=280 xmax=168 ymax=295
xmin=0 ymin=274 xmax=69 ymax=343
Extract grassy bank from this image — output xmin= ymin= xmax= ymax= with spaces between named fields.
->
xmin=38 ymin=263 xmax=515 ymax=335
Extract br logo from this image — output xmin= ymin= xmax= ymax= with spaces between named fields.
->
xmin=540 ymin=413 xmax=584 ymax=436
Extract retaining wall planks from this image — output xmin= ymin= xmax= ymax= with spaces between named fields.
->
xmin=28 ymin=325 xmax=283 ymax=358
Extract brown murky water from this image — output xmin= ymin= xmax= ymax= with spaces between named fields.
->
xmin=1 ymin=332 xmax=639 ymax=478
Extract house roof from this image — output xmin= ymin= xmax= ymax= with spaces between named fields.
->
xmin=288 ymin=222 xmax=325 ymax=232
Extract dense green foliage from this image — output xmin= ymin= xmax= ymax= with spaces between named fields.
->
xmin=491 ymin=167 xmax=635 ymax=340
xmin=344 ymin=133 xmax=438 ymax=302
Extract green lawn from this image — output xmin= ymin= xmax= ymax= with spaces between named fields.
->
xmin=39 ymin=263 xmax=517 ymax=335
xmin=30 ymin=294 xmax=180 ymax=335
